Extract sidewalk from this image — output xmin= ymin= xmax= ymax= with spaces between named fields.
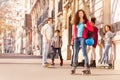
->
xmin=0 ymin=59 xmax=120 ymax=80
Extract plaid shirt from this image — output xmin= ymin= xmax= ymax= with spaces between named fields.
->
xmin=51 ymin=36 xmax=62 ymax=48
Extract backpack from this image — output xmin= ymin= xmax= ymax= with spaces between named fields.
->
xmin=85 ymin=30 xmax=94 ymax=46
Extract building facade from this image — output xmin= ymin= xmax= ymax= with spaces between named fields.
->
xmin=110 ymin=0 xmax=120 ymax=70
xmin=53 ymin=0 xmax=120 ymax=70
xmin=26 ymin=0 xmax=120 ymax=69
xmin=25 ymin=0 xmax=54 ymax=55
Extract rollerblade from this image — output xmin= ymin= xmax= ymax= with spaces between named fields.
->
xmin=71 ymin=62 xmax=78 ymax=74
xmin=82 ymin=69 xmax=91 ymax=75
xmin=71 ymin=66 xmax=76 ymax=74
xmin=77 ymin=60 xmax=85 ymax=67
xmin=82 ymin=63 xmax=91 ymax=75
xmin=90 ymin=60 xmax=96 ymax=67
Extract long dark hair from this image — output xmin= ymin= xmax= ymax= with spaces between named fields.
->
xmin=74 ymin=9 xmax=88 ymax=25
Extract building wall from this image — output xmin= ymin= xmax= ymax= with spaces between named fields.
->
xmin=28 ymin=0 xmax=53 ymax=55
xmin=30 ymin=0 xmax=41 ymax=55
xmin=58 ymin=0 xmax=85 ymax=60
xmin=23 ymin=0 xmax=40 ymax=55
xmin=48 ymin=0 xmax=54 ymax=17
xmin=110 ymin=0 xmax=120 ymax=70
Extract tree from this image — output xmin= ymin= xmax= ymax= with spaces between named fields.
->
xmin=0 ymin=0 xmax=13 ymax=34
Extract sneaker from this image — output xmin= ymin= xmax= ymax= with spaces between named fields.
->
xmin=42 ymin=62 xmax=49 ymax=67
xmin=51 ymin=63 xmax=55 ymax=65
xmin=60 ymin=60 xmax=63 ymax=66
xmin=104 ymin=63 xmax=109 ymax=67
xmin=97 ymin=63 xmax=102 ymax=66
xmin=51 ymin=59 xmax=55 ymax=65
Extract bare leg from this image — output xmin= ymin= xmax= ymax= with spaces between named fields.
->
xmin=91 ymin=47 xmax=96 ymax=60
xmin=98 ymin=44 xmax=103 ymax=62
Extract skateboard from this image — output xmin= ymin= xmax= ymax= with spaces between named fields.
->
xmin=97 ymin=66 xmax=112 ymax=69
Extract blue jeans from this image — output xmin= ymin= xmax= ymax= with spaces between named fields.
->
xmin=100 ymin=44 xmax=110 ymax=64
xmin=51 ymin=48 xmax=63 ymax=61
xmin=73 ymin=37 xmax=88 ymax=67
xmin=42 ymin=42 xmax=50 ymax=64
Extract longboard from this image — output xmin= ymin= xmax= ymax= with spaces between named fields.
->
xmin=97 ymin=66 xmax=112 ymax=69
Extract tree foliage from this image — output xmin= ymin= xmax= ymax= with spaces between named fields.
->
xmin=0 ymin=0 xmax=13 ymax=34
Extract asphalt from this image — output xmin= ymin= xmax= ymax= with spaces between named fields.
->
xmin=0 ymin=59 xmax=120 ymax=80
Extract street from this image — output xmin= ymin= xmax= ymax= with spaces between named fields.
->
xmin=0 ymin=59 xmax=120 ymax=80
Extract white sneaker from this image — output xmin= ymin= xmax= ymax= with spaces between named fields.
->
xmin=97 ymin=63 xmax=105 ymax=66
xmin=97 ymin=63 xmax=102 ymax=66
xmin=104 ymin=64 xmax=109 ymax=67
xmin=42 ymin=62 xmax=49 ymax=67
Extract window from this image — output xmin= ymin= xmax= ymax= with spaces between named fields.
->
xmin=51 ymin=9 xmax=55 ymax=18
xmin=58 ymin=0 xmax=62 ymax=12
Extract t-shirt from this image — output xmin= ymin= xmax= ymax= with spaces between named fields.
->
xmin=77 ymin=23 xmax=84 ymax=37
xmin=41 ymin=24 xmax=53 ymax=42
xmin=104 ymin=31 xmax=115 ymax=45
